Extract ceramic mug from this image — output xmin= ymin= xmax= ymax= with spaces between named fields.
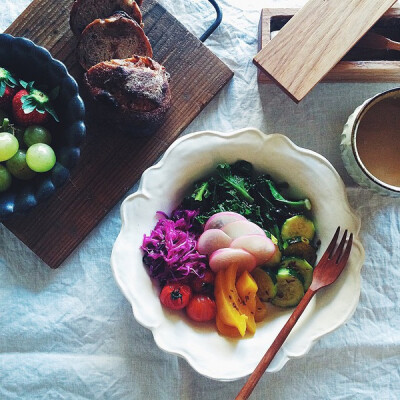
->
xmin=341 ymin=87 xmax=400 ymax=197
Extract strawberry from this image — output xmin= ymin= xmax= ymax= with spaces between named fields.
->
xmin=0 ymin=68 xmax=18 ymax=110
xmin=12 ymin=81 xmax=59 ymax=127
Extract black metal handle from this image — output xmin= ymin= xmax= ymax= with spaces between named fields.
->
xmin=200 ymin=0 xmax=222 ymax=42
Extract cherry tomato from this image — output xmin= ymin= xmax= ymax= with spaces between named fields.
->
xmin=159 ymin=284 xmax=192 ymax=310
xmin=186 ymin=294 xmax=216 ymax=322
xmin=192 ymin=270 xmax=215 ymax=294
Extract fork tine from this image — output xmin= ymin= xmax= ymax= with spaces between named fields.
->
xmin=332 ymin=229 xmax=348 ymax=263
xmin=330 ymin=233 xmax=353 ymax=280
xmin=338 ymin=233 xmax=353 ymax=267
xmin=317 ymin=226 xmax=340 ymax=266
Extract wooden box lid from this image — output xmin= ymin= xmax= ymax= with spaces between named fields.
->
xmin=253 ymin=0 xmax=398 ymax=102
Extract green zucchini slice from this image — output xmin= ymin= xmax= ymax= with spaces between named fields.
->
xmin=263 ymin=245 xmax=282 ymax=268
xmin=280 ymin=257 xmax=313 ymax=290
xmin=251 ymin=268 xmax=277 ymax=302
xmin=281 ymin=215 xmax=315 ymax=241
xmin=271 ymin=267 xmax=305 ymax=308
xmin=282 ymin=236 xmax=317 ymax=265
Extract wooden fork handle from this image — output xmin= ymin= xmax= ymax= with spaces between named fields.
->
xmin=235 ymin=288 xmax=316 ymax=400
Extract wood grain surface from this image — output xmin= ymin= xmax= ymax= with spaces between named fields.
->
xmin=258 ymin=7 xmax=400 ymax=84
xmin=3 ymin=0 xmax=233 ymax=268
xmin=254 ymin=0 xmax=397 ymax=102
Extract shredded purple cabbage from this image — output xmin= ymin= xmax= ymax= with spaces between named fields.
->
xmin=141 ymin=208 xmax=206 ymax=285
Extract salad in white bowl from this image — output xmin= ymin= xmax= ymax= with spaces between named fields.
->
xmin=111 ymin=128 xmax=364 ymax=381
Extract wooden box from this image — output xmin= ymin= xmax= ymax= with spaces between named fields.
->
xmin=258 ymin=7 xmax=400 ymax=83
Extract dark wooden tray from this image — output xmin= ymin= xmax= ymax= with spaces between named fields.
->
xmin=3 ymin=0 xmax=233 ymax=268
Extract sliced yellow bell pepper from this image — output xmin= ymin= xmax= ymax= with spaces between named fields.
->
xmin=215 ymin=314 xmax=241 ymax=338
xmin=214 ymin=268 xmax=247 ymax=337
xmin=236 ymin=270 xmax=257 ymax=311
xmin=233 ymin=267 xmax=258 ymax=334
xmin=236 ymin=270 xmax=258 ymax=331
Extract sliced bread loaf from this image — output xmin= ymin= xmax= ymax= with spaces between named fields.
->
xmin=70 ymin=0 xmax=143 ymax=36
xmin=84 ymin=56 xmax=171 ymax=135
xmin=77 ymin=12 xmax=153 ymax=70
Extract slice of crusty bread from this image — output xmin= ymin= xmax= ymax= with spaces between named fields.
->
xmin=84 ymin=56 xmax=171 ymax=136
xmin=70 ymin=0 xmax=143 ymax=36
xmin=77 ymin=12 xmax=153 ymax=70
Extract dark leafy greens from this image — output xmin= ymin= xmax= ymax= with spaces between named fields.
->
xmin=180 ymin=160 xmax=312 ymax=249
xmin=216 ymin=163 xmax=254 ymax=203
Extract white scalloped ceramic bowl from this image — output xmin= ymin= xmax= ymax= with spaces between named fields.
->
xmin=111 ymin=128 xmax=364 ymax=381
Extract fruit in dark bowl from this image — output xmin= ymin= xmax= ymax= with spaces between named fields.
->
xmin=0 ymin=34 xmax=85 ymax=219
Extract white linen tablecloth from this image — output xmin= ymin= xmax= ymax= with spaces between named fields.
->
xmin=1 ymin=1 xmax=400 ymax=399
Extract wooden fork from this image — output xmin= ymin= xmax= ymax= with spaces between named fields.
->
xmin=236 ymin=227 xmax=353 ymax=400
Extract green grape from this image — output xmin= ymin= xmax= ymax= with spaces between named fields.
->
xmin=24 ymin=125 xmax=52 ymax=147
xmin=6 ymin=149 xmax=36 ymax=180
xmin=0 ymin=165 xmax=12 ymax=192
xmin=0 ymin=131 xmax=19 ymax=162
xmin=26 ymin=143 xmax=56 ymax=173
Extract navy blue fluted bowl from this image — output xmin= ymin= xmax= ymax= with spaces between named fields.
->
xmin=0 ymin=34 xmax=85 ymax=219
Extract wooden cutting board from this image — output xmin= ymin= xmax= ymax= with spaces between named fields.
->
xmin=3 ymin=0 xmax=233 ymax=268
xmin=253 ymin=0 xmax=397 ymax=102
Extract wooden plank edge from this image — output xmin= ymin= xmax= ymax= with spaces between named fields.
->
xmin=253 ymin=56 xmax=300 ymax=103
xmin=259 ymin=62 xmax=400 ymax=83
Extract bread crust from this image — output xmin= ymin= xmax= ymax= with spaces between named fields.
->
xmin=77 ymin=12 xmax=153 ymax=70
xmin=70 ymin=0 xmax=143 ymax=36
xmin=84 ymin=57 xmax=171 ymax=136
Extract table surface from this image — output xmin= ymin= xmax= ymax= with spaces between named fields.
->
xmin=1 ymin=1 xmax=400 ymax=399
